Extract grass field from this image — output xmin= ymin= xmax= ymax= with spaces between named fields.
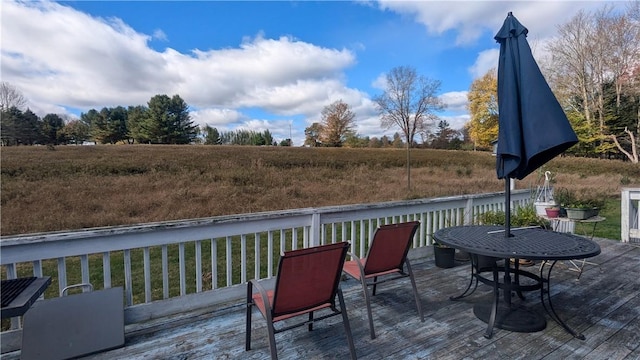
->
xmin=2 ymin=145 xmax=638 ymax=238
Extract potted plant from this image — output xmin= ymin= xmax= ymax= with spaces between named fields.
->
xmin=533 ymin=170 xmax=556 ymax=216
xmin=433 ymin=242 xmax=456 ymax=268
xmin=565 ymin=192 xmax=605 ymax=220
xmin=545 ymin=205 xmax=560 ymax=218
xmin=552 ymin=187 xmax=576 ymax=217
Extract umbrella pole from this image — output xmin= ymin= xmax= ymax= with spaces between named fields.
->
xmin=504 ymin=177 xmax=511 ymax=238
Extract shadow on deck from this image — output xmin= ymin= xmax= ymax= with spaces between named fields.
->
xmin=7 ymin=238 xmax=640 ymax=359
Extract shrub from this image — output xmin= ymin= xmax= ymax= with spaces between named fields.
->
xmin=476 ymin=203 xmax=549 ymax=228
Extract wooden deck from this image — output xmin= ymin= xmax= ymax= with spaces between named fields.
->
xmin=6 ymin=238 xmax=640 ymax=359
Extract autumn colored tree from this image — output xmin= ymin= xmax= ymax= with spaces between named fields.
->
xmin=304 ymin=122 xmax=323 ymax=147
xmin=466 ymin=69 xmax=498 ymax=149
xmin=61 ymin=120 xmax=90 ymax=145
xmin=319 ymin=100 xmax=356 ymax=147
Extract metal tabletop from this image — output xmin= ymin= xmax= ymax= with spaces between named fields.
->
xmin=433 ymin=225 xmax=601 ymax=261
xmin=1 ymin=276 xmax=52 ymax=319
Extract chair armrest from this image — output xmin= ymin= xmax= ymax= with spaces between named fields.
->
xmin=344 ymin=252 xmax=367 ymax=280
xmin=346 ymin=252 xmax=361 ymax=261
xmin=248 ymin=279 xmax=274 ymax=322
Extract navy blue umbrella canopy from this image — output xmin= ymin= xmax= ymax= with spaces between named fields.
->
xmin=494 ymin=12 xmax=578 ymax=180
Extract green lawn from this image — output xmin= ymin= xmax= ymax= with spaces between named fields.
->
xmin=579 ymin=197 xmax=621 ymax=240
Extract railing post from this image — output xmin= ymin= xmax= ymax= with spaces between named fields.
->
xmin=464 ymin=198 xmax=474 ymax=225
xmin=622 ymin=188 xmax=630 ymax=243
xmin=621 ymin=188 xmax=640 ymax=243
xmin=310 ymin=212 xmax=321 ymax=247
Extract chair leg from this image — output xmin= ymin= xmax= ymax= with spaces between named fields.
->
xmin=372 ymin=276 xmax=378 ymax=296
xmin=337 ymin=288 xmax=357 ymax=360
xmin=360 ymin=277 xmax=376 ymax=339
xmin=246 ymin=282 xmax=253 ymax=351
xmin=267 ymin=323 xmax=279 ymax=360
xmin=405 ymin=259 xmax=424 ymax=322
xmin=308 ymin=311 xmax=314 ymax=331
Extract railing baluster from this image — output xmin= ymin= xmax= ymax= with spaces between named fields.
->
xmin=341 ymin=222 xmax=347 ymax=245
xmin=32 ymin=260 xmax=43 ymax=277
xmin=267 ymin=232 xmax=273 ymax=278
xmin=351 ymin=221 xmax=365 ymax=257
xmin=57 ymin=257 xmax=67 ymax=296
xmin=361 ymin=219 xmax=367 ymax=255
xmin=143 ymin=247 xmax=151 ymax=302
xmin=5 ymin=263 xmax=16 ymax=279
xmin=419 ymin=213 xmax=426 ymax=247
xmin=254 ymin=233 xmax=260 ymax=280
xmin=212 ymin=238 xmax=218 ymax=289
xmin=80 ymin=254 xmax=90 ymax=290
xmin=292 ymin=228 xmax=298 ymax=250
xmin=162 ymin=245 xmax=169 ymax=299
xmin=241 ymin=234 xmax=247 ymax=284
xmin=279 ymin=229 xmax=285 ymax=253
xmin=103 ymin=252 xmax=111 ymax=289
xmin=226 ymin=236 xmax=232 ymax=286
xmin=124 ymin=250 xmax=132 ymax=306
xmin=179 ymin=243 xmax=186 ymax=296
xmin=195 ymin=241 xmax=202 ymax=293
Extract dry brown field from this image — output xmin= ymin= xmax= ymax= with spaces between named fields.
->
xmin=2 ymin=145 xmax=638 ymax=236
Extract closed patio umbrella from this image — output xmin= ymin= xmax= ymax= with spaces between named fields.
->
xmin=494 ymin=12 xmax=578 ymax=236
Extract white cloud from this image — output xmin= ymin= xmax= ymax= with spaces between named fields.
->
xmin=1 ymin=0 xmax=363 ymax=127
xmin=376 ymin=1 xmax=611 ymax=45
xmin=371 ymin=73 xmax=387 ymax=90
xmin=152 ymin=29 xmax=168 ymax=42
xmin=439 ymin=91 xmax=468 ymax=113
xmin=440 ymin=114 xmax=470 ymax=131
xmin=469 ymin=49 xmax=499 ymax=79
xmin=190 ymin=108 xmax=245 ymax=128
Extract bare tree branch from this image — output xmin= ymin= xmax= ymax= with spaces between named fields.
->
xmin=611 ymin=127 xmax=639 ymax=163
xmin=0 ymin=82 xmax=27 ymax=111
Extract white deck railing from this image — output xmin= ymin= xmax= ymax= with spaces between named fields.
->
xmin=1 ymin=190 xmax=529 ymax=336
xmin=621 ymin=188 xmax=640 ymax=243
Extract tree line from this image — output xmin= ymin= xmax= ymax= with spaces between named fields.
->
xmin=1 ymin=90 xmax=198 ymax=146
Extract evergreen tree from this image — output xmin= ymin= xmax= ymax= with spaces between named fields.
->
xmin=144 ymin=94 xmax=196 ymax=144
xmin=126 ymin=105 xmax=149 ymax=144
xmin=41 ymin=114 xmax=65 ymax=145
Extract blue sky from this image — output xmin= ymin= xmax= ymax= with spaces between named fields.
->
xmin=2 ymin=1 xmax=615 ymax=146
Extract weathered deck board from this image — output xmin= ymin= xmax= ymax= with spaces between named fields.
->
xmin=5 ymin=238 xmax=639 ymax=360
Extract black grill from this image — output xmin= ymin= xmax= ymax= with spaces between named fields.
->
xmin=1 ymin=277 xmax=36 ymax=307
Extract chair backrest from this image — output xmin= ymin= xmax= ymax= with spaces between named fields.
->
xmin=363 ymin=221 xmax=420 ymax=275
xmin=271 ymin=242 xmax=349 ymax=318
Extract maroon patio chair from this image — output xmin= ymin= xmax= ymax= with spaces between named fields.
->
xmin=343 ymin=221 xmax=424 ymax=339
xmin=245 ymin=242 xmax=357 ymax=360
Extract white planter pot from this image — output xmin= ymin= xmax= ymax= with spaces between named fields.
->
xmin=534 ymin=201 xmax=556 ymax=216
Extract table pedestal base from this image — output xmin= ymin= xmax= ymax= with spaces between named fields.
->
xmin=474 ymin=302 xmax=546 ymax=334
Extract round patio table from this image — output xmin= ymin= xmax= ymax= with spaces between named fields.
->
xmin=434 ymin=225 xmax=601 ymax=339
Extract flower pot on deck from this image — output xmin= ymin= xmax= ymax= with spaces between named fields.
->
xmin=434 ymin=244 xmax=456 ymax=268
xmin=535 ymin=201 xmax=556 ymax=216
xmin=545 ymin=207 xmax=560 ymax=218
xmin=566 ymin=208 xmax=599 ymax=220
